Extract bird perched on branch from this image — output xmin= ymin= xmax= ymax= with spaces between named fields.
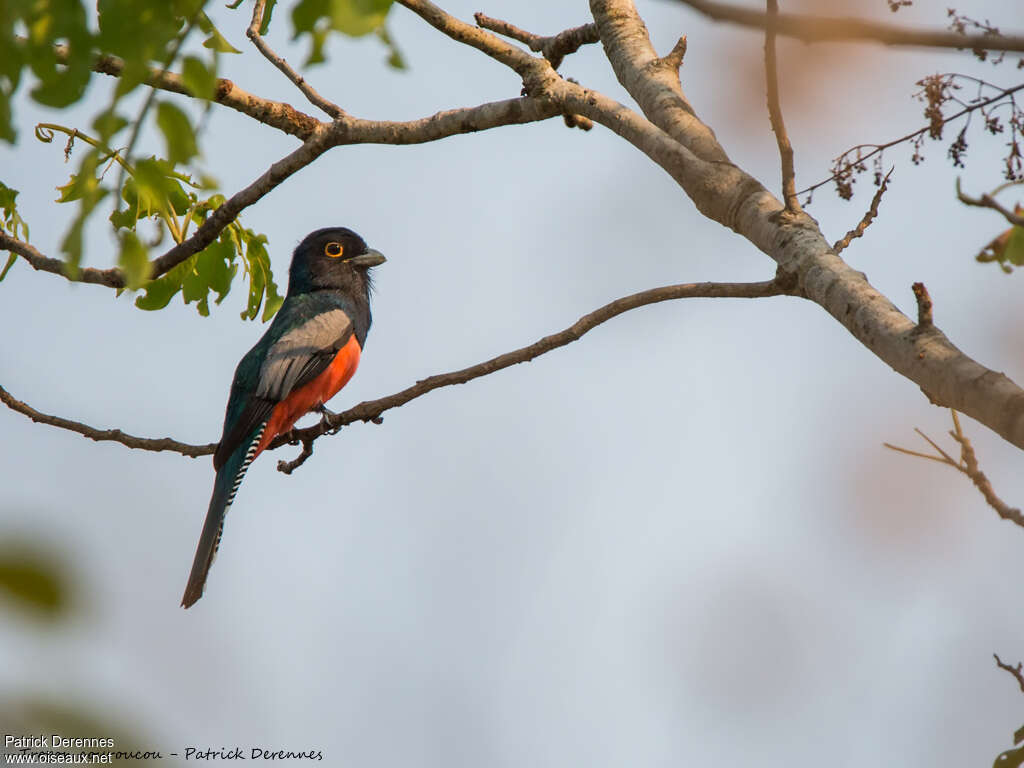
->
xmin=182 ymin=227 xmax=386 ymax=608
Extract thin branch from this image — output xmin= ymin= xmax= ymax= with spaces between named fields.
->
xmin=0 ymin=383 xmax=216 ymax=457
xmin=800 ymin=81 xmax=1024 ymax=198
xmin=994 ymin=654 xmax=1024 ymax=695
xmin=395 ymin=0 xmax=548 ymax=84
xmin=277 ymin=438 xmax=314 ymax=474
xmin=268 ymin=279 xmax=794 ymax=458
xmin=247 ymin=0 xmax=345 ymax=120
xmin=957 ymin=179 xmax=1024 ymax=227
xmin=675 ymin=0 xmax=1024 ymax=54
xmin=0 ymin=280 xmax=792 ymax=462
xmin=1 ymin=127 xmax=335 ymax=287
xmin=833 ymin=168 xmax=892 ymax=254
xmin=473 ymin=14 xmax=599 ymax=69
xmin=52 ymin=43 xmax=324 ymax=140
xmin=763 ymin=0 xmax=800 ymax=215
xmin=884 ymin=410 xmax=1024 ymax=530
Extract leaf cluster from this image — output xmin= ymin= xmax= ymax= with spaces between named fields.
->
xmin=0 ymin=0 xmax=400 ymax=321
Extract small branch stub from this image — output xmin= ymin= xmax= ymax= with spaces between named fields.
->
xmin=661 ymin=36 xmax=688 ymax=71
xmin=912 ymin=281 xmax=933 ymax=327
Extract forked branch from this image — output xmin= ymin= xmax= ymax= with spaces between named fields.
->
xmin=884 ymin=410 xmax=1024 ymax=529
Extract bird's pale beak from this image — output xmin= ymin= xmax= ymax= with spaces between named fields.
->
xmin=348 ymin=249 xmax=386 ymax=267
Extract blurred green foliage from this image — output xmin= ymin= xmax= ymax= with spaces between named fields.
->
xmin=0 ymin=0 xmax=398 ymax=318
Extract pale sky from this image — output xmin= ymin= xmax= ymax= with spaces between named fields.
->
xmin=1 ymin=1 xmax=1022 ymax=766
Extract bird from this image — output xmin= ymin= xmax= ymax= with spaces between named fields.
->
xmin=181 ymin=227 xmax=386 ymax=608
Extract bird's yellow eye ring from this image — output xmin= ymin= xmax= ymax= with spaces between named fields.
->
xmin=325 ymin=242 xmax=344 ymax=258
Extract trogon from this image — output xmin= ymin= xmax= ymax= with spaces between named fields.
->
xmin=181 ymin=227 xmax=386 ymax=608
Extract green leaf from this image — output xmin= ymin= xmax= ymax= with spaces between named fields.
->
xmin=259 ymin=0 xmax=278 ymax=35
xmin=96 ymin=0 xmax=183 ymax=89
xmin=241 ymin=231 xmax=284 ymax=320
xmin=57 ymin=151 xmax=108 ymax=275
xmin=181 ymin=55 xmax=217 ymax=99
xmin=134 ymin=265 xmax=185 ymax=310
xmin=376 ymin=24 xmax=406 ymax=70
xmin=1005 ymin=226 xmax=1024 ymax=267
xmin=91 ymin=108 xmax=129 ymax=143
xmin=292 ymin=0 xmax=396 ymax=66
xmin=329 ymin=0 xmax=393 ymax=37
xmin=994 ymin=744 xmax=1024 ymax=768
xmin=198 ymin=11 xmax=242 ymax=53
xmin=155 ymin=101 xmax=198 ymax=165
xmin=197 ymin=235 xmax=236 ymax=301
xmin=117 ymin=231 xmax=151 ymax=289
xmin=0 ymin=253 xmax=17 ymax=281
xmin=0 ymin=180 xmax=30 ymax=240
xmin=25 ymin=0 xmax=93 ymax=108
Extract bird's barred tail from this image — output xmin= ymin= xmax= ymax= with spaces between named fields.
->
xmin=181 ymin=423 xmax=267 ymax=608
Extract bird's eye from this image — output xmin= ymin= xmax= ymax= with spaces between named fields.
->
xmin=324 ymin=242 xmax=344 ymax=258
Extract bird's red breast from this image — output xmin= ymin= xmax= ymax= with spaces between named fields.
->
xmin=252 ymin=334 xmax=362 ymax=458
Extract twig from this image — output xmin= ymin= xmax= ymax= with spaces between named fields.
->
xmin=247 ymin=0 xmax=345 ymax=120
xmin=884 ymin=410 xmax=1024 ymax=529
xmin=1 ymin=280 xmax=792 ymax=462
xmin=54 ymin=43 xmax=324 ymax=139
xmin=676 ymin=0 xmax=1024 ymax=54
xmin=956 ymin=179 xmax=1024 ymax=227
xmin=473 ymin=14 xmax=599 ymax=69
xmin=994 ymin=654 xmax=1024 ymax=694
xmin=277 ymin=438 xmax=314 ymax=474
xmin=0 ymin=383 xmax=216 ymax=457
xmin=763 ymin=0 xmax=801 ymax=214
xmin=660 ymin=37 xmax=688 ymax=71
xmin=833 ymin=168 xmax=893 ymax=254
xmin=800 ymin=81 xmax=1024 ymax=197
xmin=912 ymin=281 xmax=933 ymax=327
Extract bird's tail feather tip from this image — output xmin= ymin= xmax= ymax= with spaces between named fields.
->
xmin=181 ymin=584 xmax=203 ymax=609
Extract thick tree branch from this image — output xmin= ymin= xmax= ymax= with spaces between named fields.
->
xmin=0 ymin=383 xmax=216 ymax=457
xmin=0 ymin=280 xmax=791 ymax=463
xmin=246 ymin=0 xmax=345 ymax=120
xmin=763 ymin=0 xmax=800 ymax=214
xmin=333 ymin=97 xmax=561 ymax=145
xmin=675 ymin=0 xmax=1024 ymax=54
xmin=588 ymin=0 xmax=726 ymax=163
xmin=389 ymin=0 xmax=1024 ymax=452
xmin=574 ymin=0 xmax=1024 ymax=453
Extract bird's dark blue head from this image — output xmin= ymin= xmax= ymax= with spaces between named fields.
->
xmin=287 ymin=227 xmax=386 ymax=296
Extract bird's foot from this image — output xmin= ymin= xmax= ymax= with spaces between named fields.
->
xmin=315 ymin=403 xmax=343 ymax=435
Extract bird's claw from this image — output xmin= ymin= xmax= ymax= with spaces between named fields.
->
xmin=315 ymin=403 xmax=343 ymax=435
